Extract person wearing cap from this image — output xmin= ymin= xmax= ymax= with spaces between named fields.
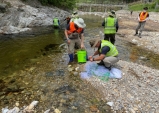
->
xmin=64 ymin=16 xmax=71 ymax=25
xmin=88 ymin=38 xmax=119 ymax=70
xmin=70 ymin=11 xmax=79 ymax=22
xmin=111 ymin=10 xmax=116 ymax=17
xmin=102 ymin=11 xmax=119 ymax=45
xmin=64 ymin=18 xmax=86 ymax=62
xmin=134 ymin=7 xmax=149 ymax=38
xmin=53 ymin=18 xmax=60 ymax=28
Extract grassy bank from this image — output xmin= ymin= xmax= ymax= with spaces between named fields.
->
xmin=128 ymin=0 xmax=159 ymax=12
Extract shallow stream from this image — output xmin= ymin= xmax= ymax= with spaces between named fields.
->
xmin=0 ymin=15 xmax=159 ymax=112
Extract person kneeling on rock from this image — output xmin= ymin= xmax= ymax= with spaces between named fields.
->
xmin=88 ymin=38 xmax=119 ymax=70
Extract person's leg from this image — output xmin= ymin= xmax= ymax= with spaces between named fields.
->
xmin=68 ymin=39 xmax=75 ymax=62
xmin=75 ymin=38 xmax=82 ymax=49
xmin=110 ymin=34 xmax=115 ymax=44
xmin=138 ymin=21 xmax=146 ymax=38
xmin=134 ymin=22 xmax=141 ymax=35
xmin=103 ymin=56 xmax=119 ymax=70
xmin=104 ymin=34 xmax=109 ymax=41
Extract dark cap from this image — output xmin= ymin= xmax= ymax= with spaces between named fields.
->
xmin=111 ymin=10 xmax=116 ymax=15
xmin=143 ymin=7 xmax=148 ymax=10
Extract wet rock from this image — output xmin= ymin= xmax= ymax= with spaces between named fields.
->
xmin=90 ymin=105 xmax=98 ymax=112
xmin=9 ymin=79 xmax=16 ymax=83
xmin=6 ymin=85 xmax=19 ymax=92
xmin=45 ymin=71 xmax=54 ymax=77
xmin=54 ymin=85 xmax=76 ymax=94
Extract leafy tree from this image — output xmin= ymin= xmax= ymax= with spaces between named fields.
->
xmin=38 ymin=0 xmax=76 ymax=10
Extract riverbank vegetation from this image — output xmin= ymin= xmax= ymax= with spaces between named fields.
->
xmin=19 ymin=0 xmax=159 ymax=11
xmin=77 ymin=0 xmax=159 ymax=12
xmin=128 ymin=0 xmax=159 ymax=11
xmin=21 ymin=0 xmax=76 ymax=10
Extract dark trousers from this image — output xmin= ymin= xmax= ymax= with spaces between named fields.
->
xmin=104 ymin=34 xmax=115 ymax=44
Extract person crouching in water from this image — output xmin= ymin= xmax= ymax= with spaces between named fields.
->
xmin=64 ymin=18 xmax=86 ymax=62
xmin=88 ymin=38 xmax=119 ymax=70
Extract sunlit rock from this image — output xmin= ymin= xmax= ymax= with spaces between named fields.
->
xmin=54 ymin=108 xmax=61 ymax=113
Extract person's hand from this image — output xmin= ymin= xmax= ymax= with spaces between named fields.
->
xmin=89 ymin=57 xmax=93 ymax=62
xmin=67 ymin=39 xmax=70 ymax=44
xmin=88 ymin=56 xmax=94 ymax=62
xmin=88 ymin=56 xmax=93 ymax=60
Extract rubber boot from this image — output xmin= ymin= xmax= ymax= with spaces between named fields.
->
xmin=138 ymin=33 xmax=141 ymax=38
xmin=134 ymin=31 xmax=138 ymax=36
xmin=69 ymin=54 xmax=74 ymax=62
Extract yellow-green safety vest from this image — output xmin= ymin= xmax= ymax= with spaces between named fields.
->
xmin=104 ymin=17 xmax=116 ymax=34
xmin=53 ymin=18 xmax=59 ymax=26
xmin=99 ymin=40 xmax=118 ymax=57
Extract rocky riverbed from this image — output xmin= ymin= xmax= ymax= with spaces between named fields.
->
xmin=78 ymin=10 xmax=159 ymax=112
xmin=1 ymin=0 xmax=159 ymax=112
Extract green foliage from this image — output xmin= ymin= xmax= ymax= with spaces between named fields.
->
xmin=38 ymin=0 xmax=76 ymax=10
xmin=129 ymin=2 xmax=157 ymax=12
xmin=21 ymin=0 xmax=28 ymax=2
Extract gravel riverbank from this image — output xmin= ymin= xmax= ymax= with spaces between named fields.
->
xmin=78 ymin=11 xmax=159 ymax=112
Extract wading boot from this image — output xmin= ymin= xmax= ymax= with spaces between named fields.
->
xmin=97 ymin=60 xmax=104 ymax=66
xmin=134 ymin=31 xmax=138 ymax=36
xmin=106 ymin=66 xmax=112 ymax=71
xmin=138 ymin=33 xmax=141 ymax=38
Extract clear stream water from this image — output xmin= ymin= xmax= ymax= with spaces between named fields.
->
xmin=0 ymin=15 xmax=159 ymax=112
xmin=0 ymin=27 xmax=64 ymax=77
xmin=0 ymin=15 xmax=159 ymax=77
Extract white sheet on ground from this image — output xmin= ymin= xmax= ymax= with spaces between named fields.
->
xmin=80 ymin=61 xmax=122 ymax=79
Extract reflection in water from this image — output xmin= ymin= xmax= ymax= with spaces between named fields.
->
xmin=54 ymin=28 xmax=60 ymax=38
xmin=0 ymin=29 xmax=64 ymax=77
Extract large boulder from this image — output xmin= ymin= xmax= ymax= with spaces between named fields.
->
xmin=0 ymin=0 xmax=70 ymax=34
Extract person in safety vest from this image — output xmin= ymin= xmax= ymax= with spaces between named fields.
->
xmin=134 ymin=7 xmax=149 ymax=38
xmin=64 ymin=18 xmax=86 ymax=62
xmin=70 ymin=11 xmax=79 ymax=22
xmin=102 ymin=11 xmax=119 ymax=45
xmin=88 ymin=37 xmax=119 ymax=70
xmin=53 ymin=18 xmax=60 ymax=28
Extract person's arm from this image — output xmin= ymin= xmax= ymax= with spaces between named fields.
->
xmin=64 ymin=29 xmax=69 ymax=40
xmin=93 ymin=54 xmax=105 ymax=61
xmin=80 ymin=33 xmax=84 ymax=49
xmin=64 ymin=24 xmax=71 ymax=43
xmin=88 ymin=50 xmax=99 ymax=60
xmin=89 ymin=50 xmax=100 ymax=61
xmin=138 ymin=12 xmax=142 ymax=21
xmin=116 ymin=18 xmax=119 ymax=32
xmin=80 ymin=29 xmax=85 ymax=49
xmin=102 ymin=20 xmax=105 ymax=27
xmin=58 ymin=20 xmax=60 ymax=25
xmin=145 ymin=13 xmax=149 ymax=21
xmin=90 ymin=46 xmax=110 ymax=62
